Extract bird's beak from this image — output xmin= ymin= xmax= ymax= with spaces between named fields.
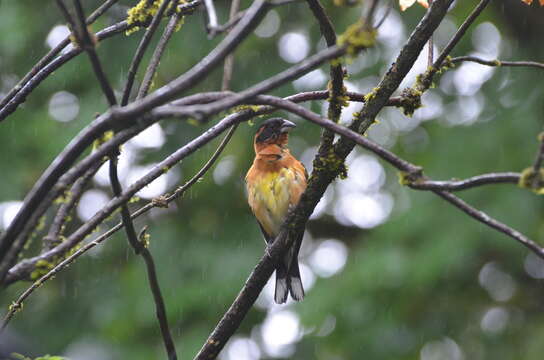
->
xmin=280 ymin=120 xmax=297 ymax=133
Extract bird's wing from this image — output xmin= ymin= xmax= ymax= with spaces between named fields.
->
xmin=256 ymin=219 xmax=274 ymax=244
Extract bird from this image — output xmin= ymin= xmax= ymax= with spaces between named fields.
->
xmin=245 ymin=117 xmax=308 ymax=304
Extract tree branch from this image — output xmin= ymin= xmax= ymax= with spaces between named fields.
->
xmin=57 ymin=0 xmax=117 ymax=106
xmin=408 ymin=172 xmax=520 ymax=191
xmin=42 ymin=159 xmax=104 ymax=252
xmin=138 ymin=7 xmax=183 ymax=99
xmin=0 ymin=0 xmax=120 ymax=113
xmin=121 ymin=0 xmax=174 ymax=105
xmin=451 ymin=55 xmax=544 ymax=70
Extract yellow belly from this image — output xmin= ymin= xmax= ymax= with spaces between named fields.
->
xmin=248 ymin=168 xmax=297 ymax=237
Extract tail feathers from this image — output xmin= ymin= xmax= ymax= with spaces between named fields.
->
xmin=289 ymin=275 xmax=304 ymax=301
xmin=288 ymin=260 xmax=305 ymax=301
xmin=274 ymin=267 xmax=289 ymax=304
xmin=274 ymin=261 xmax=305 ymax=304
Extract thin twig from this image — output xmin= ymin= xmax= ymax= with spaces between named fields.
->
xmin=221 ymin=0 xmax=241 ymax=91
xmin=109 ymin=156 xmax=177 ymax=359
xmin=57 ymin=0 xmax=117 ymax=106
xmin=138 ymin=6 xmax=183 ymax=99
xmin=0 ymin=3 xmax=202 ymax=122
xmin=184 ymin=46 xmax=345 ymax=119
xmin=43 ymin=159 xmax=104 ymax=252
xmin=0 ymin=0 xmax=120 ymax=112
xmin=203 ymin=0 xmax=219 ymax=37
xmin=451 ymin=56 xmax=544 ymax=70
xmin=124 ymin=0 xmax=269 ymax=111
xmin=374 ymin=0 xmax=392 ymax=29
xmin=122 ymin=0 xmax=173 ymax=105
xmin=0 ymin=21 xmax=129 ymax=122
xmin=408 ymin=172 xmax=520 ymax=191
xmin=432 ymin=0 xmax=491 ymax=68
xmin=434 ymin=190 xmax=544 ymax=258
xmin=427 ymin=0 xmax=434 ymax=67
xmin=306 ymin=0 xmax=345 ymax=152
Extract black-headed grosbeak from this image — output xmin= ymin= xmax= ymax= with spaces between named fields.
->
xmin=245 ymin=118 xmax=308 ymax=304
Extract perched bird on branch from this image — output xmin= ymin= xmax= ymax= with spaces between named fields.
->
xmin=245 ymin=118 xmax=308 ymax=304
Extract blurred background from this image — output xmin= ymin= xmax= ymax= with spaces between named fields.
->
xmin=1 ymin=0 xmax=544 ymax=359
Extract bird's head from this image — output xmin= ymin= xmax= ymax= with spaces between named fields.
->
xmin=253 ymin=118 xmax=296 ymax=155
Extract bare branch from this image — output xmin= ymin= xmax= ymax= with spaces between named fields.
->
xmin=43 ymin=159 xmax=104 ymax=252
xmin=532 ymin=134 xmax=544 ymax=174
xmin=138 ymin=9 xmax=183 ymax=99
xmin=451 ymin=56 xmax=544 ymax=70
xmin=434 ymin=191 xmax=544 ymax=258
xmin=432 ymin=0 xmax=491 ymax=68
xmin=123 ymin=0 xmax=269 ymax=112
xmin=306 ymin=0 xmax=345 ymax=152
xmin=0 ymin=0 xmax=120 ymax=113
xmin=221 ymin=0 xmax=241 ymax=91
xmin=184 ymin=46 xmax=346 ymax=119
xmin=56 ymin=0 xmax=117 ymax=106
xmin=408 ymin=172 xmax=520 ymax=191
xmin=203 ymin=0 xmax=219 ymax=37
xmin=122 ymin=0 xmax=174 ymax=105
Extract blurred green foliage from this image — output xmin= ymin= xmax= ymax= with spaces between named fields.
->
xmin=1 ymin=0 xmax=544 ymax=359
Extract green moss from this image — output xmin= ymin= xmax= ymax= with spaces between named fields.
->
xmin=54 ymin=190 xmax=72 ymax=205
xmin=152 ymin=195 xmax=169 ymax=208
xmin=8 ymin=301 xmax=23 ymax=314
xmin=314 ymin=148 xmax=348 ymax=180
xmin=518 ymin=167 xmax=544 ymax=194
xmin=397 ymin=168 xmax=424 ymax=186
xmin=333 ymin=0 xmax=362 ymax=6
xmin=363 ymin=87 xmax=380 ymax=102
xmin=338 ymin=20 xmax=377 ymax=56
xmin=30 ymin=259 xmax=55 ymax=280
xmin=92 ymin=130 xmax=114 ymax=150
xmin=398 ymin=87 xmax=423 ymax=117
xmin=329 ymin=57 xmax=344 ymax=67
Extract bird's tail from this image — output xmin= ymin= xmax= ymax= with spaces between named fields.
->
xmin=274 ymin=264 xmax=289 ymax=304
xmin=274 ymin=259 xmax=305 ymax=304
